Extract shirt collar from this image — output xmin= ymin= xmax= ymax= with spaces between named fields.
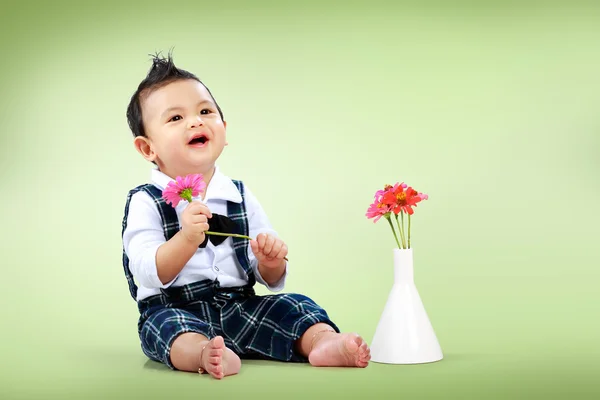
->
xmin=151 ymin=166 xmax=243 ymax=204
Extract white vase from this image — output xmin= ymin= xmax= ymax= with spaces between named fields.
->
xmin=370 ymin=248 xmax=443 ymax=364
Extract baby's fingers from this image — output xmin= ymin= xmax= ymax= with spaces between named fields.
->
xmin=275 ymin=243 xmax=288 ymax=260
xmin=250 ymin=239 xmax=263 ymax=259
xmin=187 ymin=201 xmax=213 ymax=218
xmin=263 ymin=235 xmax=275 ymax=255
xmin=256 ymin=233 xmax=267 ymax=250
xmin=190 ymin=214 xmax=208 ymax=224
xmin=267 ymin=240 xmax=283 ymax=259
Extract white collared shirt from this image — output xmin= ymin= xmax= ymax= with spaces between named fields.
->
xmin=123 ymin=167 xmax=288 ymax=301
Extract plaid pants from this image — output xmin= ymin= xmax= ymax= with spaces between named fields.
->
xmin=137 ymin=279 xmax=339 ymax=369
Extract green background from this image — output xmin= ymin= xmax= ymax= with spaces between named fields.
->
xmin=1 ymin=0 xmax=599 ymax=398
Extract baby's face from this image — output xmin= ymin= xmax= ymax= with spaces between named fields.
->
xmin=140 ymin=79 xmax=227 ymax=178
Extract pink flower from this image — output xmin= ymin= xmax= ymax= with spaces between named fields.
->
xmin=366 ymin=202 xmax=391 ymax=222
xmin=365 ymin=185 xmax=394 ymax=222
xmin=162 ymin=174 xmax=206 ymax=206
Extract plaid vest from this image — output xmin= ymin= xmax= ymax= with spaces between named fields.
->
xmin=121 ymin=180 xmax=255 ymax=301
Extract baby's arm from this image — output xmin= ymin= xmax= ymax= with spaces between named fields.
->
xmin=123 ymin=192 xmax=212 ymax=287
xmin=244 ymin=186 xmax=288 ymax=291
xmin=155 ymin=201 xmax=212 ymax=283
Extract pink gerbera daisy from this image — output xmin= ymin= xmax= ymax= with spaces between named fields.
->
xmin=162 ymin=174 xmax=206 ymax=206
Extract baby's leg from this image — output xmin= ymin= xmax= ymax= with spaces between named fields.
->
xmin=139 ymin=307 xmax=240 ymax=379
xmin=296 ymin=323 xmax=371 ymax=368
xmin=227 ymin=293 xmax=369 ymax=367
xmin=171 ymin=333 xmax=241 ymax=379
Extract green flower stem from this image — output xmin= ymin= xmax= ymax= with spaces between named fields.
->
xmin=385 ymin=215 xmax=402 ymax=249
xmin=205 ymin=231 xmax=252 ymax=240
xmin=408 ymin=213 xmax=411 ymax=249
xmin=394 ymin=213 xmax=407 ymax=249
xmin=206 ymin=231 xmax=288 ymax=261
xmin=400 ymin=212 xmax=407 ymax=249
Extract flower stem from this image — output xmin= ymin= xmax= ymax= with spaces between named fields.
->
xmin=394 ymin=213 xmax=407 ymax=249
xmin=205 ymin=231 xmax=252 ymax=240
xmin=205 ymin=231 xmax=288 ymax=261
xmin=408 ymin=213 xmax=411 ymax=248
xmin=385 ymin=215 xmax=402 ymax=249
xmin=400 ymin=212 xmax=407 ymax=249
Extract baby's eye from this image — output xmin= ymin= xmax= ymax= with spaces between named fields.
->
xmin=169 ymin=115 xmax=182 ymax=122
xmin=200 ymin=109 xmax=212 ymax=115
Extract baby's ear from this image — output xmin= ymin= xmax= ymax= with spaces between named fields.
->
xmin=133 ymin=136 xmax=157 ymax=162
xmin=223 ymin=120 xmax=228 ymax=145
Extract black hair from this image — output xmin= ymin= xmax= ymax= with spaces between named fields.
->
xmin=126 ymin=50 xmax=224 ymax=138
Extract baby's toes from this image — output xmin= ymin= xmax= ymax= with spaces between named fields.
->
xmin=359 ymin=343 xmax=370 ymax=355
xmin=345 ymin=336 xmax=360 ymax=353
xmin=352 ymin=334 xmax=364 ymax=344
xmin=209 ymin=348 xmax=223 ymax=357
xmin=208 ymin=364 xmax=224 ymax=379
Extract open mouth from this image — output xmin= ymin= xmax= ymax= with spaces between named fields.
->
xmin=188 ymin=134 xmax=209 ymax=147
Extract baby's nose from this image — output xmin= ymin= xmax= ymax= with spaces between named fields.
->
xmin=188 ymin=116 xmax=204 ymax=128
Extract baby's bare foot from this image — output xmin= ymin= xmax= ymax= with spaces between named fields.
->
xmin=198 ymin=336 xmax=241 ymax=379
xmin=308 ymin=332 xmax=371 ymax=368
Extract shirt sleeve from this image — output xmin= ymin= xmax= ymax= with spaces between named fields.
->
xmin=244 ymin=185 xmax=288 ymax=292
xmin=122 ymin=191 xmax=179 ymax=289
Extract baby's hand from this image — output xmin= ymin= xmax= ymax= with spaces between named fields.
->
xmin=180 ymin=201 xmax=213 ymax=246
xmin=250 ymin=233 xmax=288 ymax=268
